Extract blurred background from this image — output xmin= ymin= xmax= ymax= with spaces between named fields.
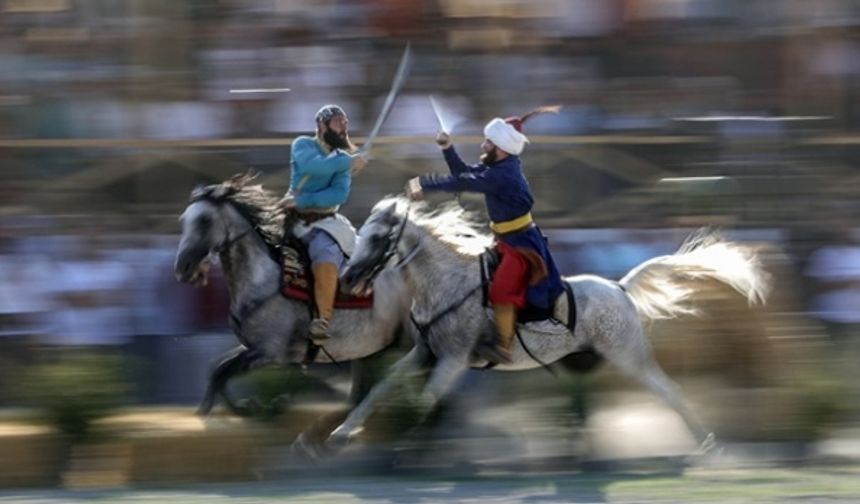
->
xmin=0 ymin=0 xmax=859 ymax=490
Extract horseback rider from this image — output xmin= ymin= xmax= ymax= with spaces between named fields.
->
xmin=405 ymin=108 xmax=565 ymax=363
xmin=281 ymin=104 xmax=368 ymax=344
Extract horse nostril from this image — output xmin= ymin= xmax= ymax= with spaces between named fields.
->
xmin=175 ymin=258 xmax=192 ymax=277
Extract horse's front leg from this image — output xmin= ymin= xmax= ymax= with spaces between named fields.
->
xmin=411 ymin=356 xmax=470 ymax=423
xmin=289 ymin=352 xmax=390 ymax=459
xmin=197 ymin=345 xmax=262 ymax=416
xmin=326 ymin=345 xmax=431 ymax=450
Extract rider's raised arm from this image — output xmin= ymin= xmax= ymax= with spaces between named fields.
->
xmin=441 ymin=145 xmax=483 ymax=176
xmin=291 ymin=136 xmax=351 ymax=178
xmin=296 ymin=169 xmax=351 ymax=208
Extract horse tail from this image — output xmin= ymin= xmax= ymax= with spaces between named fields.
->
xmin=618 ymin=230 xmax=771 ymax=322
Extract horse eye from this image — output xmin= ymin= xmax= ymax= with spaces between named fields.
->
xmin=198 ymin=216 xmax=212 ymax=229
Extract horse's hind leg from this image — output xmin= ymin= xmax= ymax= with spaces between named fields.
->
xmin=637 ymin=358 xmax=713 ymax=448
xmin=604 ymin=329 xmax=713 ymax=448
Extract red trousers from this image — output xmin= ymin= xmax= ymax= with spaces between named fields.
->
xmin=489 ymin=241 xmax=530 ymax=308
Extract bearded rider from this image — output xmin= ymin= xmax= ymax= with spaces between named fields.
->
xmin=283 ymin=104 xmax=368 ymax=344
xmin=406 ymin=107 xmax=565 ymax=363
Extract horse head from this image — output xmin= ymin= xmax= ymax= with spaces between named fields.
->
xmin=174 ymin=172 xmax=264 ymax=286
xmin=341 ymin=201 xmax=407 ymax=296
xmin=342 ymin=197 xmax=493 ymax=296
xmin=175 ymin=199 xmax=232 ymax=286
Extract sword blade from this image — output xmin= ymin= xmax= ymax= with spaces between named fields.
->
xmin=429 ymin=95 xmax=450 ymax=134
xmin=358 ymin=43 xmax=412 ymax=158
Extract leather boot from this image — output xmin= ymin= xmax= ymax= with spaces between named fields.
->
xmin=490 ymin=303 xmax=517 ymax=364
xmin=309 ymin=262 xmax=338 ymax=344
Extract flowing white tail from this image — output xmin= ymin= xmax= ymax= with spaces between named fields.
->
xmin=619 ymin=231 xmax=771 ymax=321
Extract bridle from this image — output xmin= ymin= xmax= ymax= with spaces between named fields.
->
xmin=359 ymin=204 xmax=422 ymax=285
xmin=189 ymin=195 xmax=256 ymax=256
xmin=214 ymin=221 xmax=253 ymax=255
xmin=358 ymin=204 xmax=487 ymax=344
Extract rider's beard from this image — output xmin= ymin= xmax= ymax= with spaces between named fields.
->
xmin=323 ymin=128 xmax=353 ymax=151
xmin=480 ymin=148 xmax=498 ymax=165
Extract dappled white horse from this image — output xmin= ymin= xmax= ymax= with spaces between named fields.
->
xmin=327 ymin=197 xmax=770 ymax=453
xmin=174 ymin=177 xmax=414 ymax=426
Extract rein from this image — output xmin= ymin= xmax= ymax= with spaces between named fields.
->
xmin=394 ymin=237 xmax=422 ymax=270
xmin=365 ymin=202 xmax=412 ymax=282
xmin=409 ymin=248 xmax=555 ymax=374
xmin=202 ymin=198 xmax=341 ymax=367
xmin=221 ymin=225 xmax=279 ymax=343
xmin=217 ymin=221 xmax=344 ymax=370
xmin=360 ymin=201 xmax=553 ymax=371
xmin=409 ymin=279 xmax=488 ymax=341
xmin=215 ymin=225 xmax=253 ymax=254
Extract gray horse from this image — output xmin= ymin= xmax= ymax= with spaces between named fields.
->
xmin=174 ymin=176 xmax=413 ymax=424
xmin=327 ymin=197 xmax=771 ymax=453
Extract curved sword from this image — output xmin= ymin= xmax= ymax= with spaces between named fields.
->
xmin=358 ymin=43 xmax=412 ymax=158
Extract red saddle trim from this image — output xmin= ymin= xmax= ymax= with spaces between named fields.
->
xmin=282 ymin=275 xmax=374 ymax=309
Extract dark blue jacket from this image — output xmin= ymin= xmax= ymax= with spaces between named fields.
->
xmin=419 ymin=146 xmax=565 ymax=310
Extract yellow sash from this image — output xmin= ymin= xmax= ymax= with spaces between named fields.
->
xmin=490 ymin=213 xmax=534 ymax=234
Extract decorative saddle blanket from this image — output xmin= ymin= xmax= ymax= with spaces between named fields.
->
xmin=282 ymin=271 xmax=374 ymax=309
xmin=280 ymin=245 xmax=373 ymax=309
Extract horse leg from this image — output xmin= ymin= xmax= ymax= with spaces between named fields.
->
xmin=347 ymin=348 xmax=390 ymax=405
xmin=326 ymin=346 xmax=431 ymax=450
xmin=290 ymin=351 xmax=390 ymax=460
xmin=197 ymin=345 xmax=262 ymax=416
xmin=640 ymin=362 xmax=717 ymax=454
xmin=412 ymin=356 xmax=470 ymax=423
xmin=290 ymin=408 xmax=352 ymax=461
xmin=605 ymin=336 xmax=714 ymax=449
xmin=198 ymin=345 xmax=245 ymax=415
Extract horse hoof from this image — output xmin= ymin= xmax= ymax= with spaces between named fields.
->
xmin=697 ymin=432 xmax=718 ymax=454
xmin=325 ymin=426 xmax=359 ymax=452
xmin=229 ymin=398 xmax=263 ymax=417
xmin=289 ymin=433 xmax=327 ymax=463
xmin=196 ymin=402 xmax=214 ymax=417
xmin=686 ymin=432 xmax=723 ymax=466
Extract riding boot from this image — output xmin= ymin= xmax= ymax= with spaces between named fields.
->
xmin=309 ymin=262 xmax=338 ymax=344
xmin=490 ymin=303 xmax=517 ymax=364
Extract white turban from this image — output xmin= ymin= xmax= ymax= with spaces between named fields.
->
xmin=483 ymin=118 xmax=528 ymax=156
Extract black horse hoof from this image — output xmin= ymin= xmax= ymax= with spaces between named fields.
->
xmin=196 ymin=399 xmax=215 ymax=417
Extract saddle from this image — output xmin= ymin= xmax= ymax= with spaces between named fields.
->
xmin=279 ymin=215 xmax=373 ymax=310
xmin=281 ymin=262 xmax=374 ymax=309
xmin=480 ymin=249 xmax=576 ymax=332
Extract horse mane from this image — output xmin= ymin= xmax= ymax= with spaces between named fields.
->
xmin=373 ymin=196 xmax=494 ymax=257
xmin=190 ymin=172 xmax=286 ymax=250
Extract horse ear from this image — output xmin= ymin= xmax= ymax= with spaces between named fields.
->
xmin=190 ymin=183 xmax=208 ymax=201
xmin=380 ymin=203 xmax=400 ymax=224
